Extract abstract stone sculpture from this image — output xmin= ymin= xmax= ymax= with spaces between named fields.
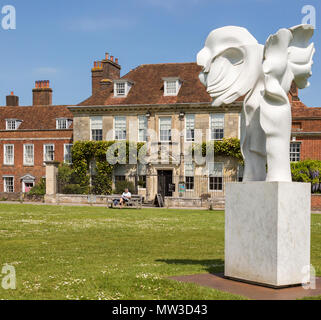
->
xmin=197 ymin=25 xmax=315 ymax=182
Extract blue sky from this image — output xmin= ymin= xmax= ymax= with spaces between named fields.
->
xmin=0 ymin=0 xmax=320 ymax=107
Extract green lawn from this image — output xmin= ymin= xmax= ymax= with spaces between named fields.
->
xmin=0 ymin=204 xmax=320 ymax=300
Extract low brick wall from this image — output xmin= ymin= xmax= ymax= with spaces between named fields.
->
xmin=311 ymin=194 xmax=321 ymax=211
xmin=0 ymin=192 xmax=22 ymax=201
xmin=0 ymin=193 xmax=44 ymax=202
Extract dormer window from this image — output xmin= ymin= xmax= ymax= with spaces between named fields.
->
xmin=6 ymin=119 xmax=22 ymax=130
xmin=163 ymin=77 xmax=182 ymax=96
xmin=56 ymin=118 xmax=72 ymax=129
xmin=114 ymin=80 xmax=133 ymax=97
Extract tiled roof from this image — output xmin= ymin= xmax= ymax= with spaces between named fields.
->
xmin=292 ymin=101 xmax=321 ymax=118
xmin=78 ymin=62 xmax=213 ymax=106
xmin=0 ymin=105 xmax=73 ymax=130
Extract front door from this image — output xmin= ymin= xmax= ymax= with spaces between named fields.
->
xmin=157 ymin=170 xmax=173 ymax=200
xmin=24 ymin=182 xmax=34 ymax=193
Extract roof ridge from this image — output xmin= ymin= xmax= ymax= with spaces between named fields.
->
xmin=138 ymin=62 xmax=196 ymax=67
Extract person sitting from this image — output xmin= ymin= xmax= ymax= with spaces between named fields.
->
xmin=119 ymin=188 xmax=132 ymax=208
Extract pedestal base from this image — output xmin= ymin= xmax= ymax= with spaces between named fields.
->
xmin=225 ymin=182 xmax=311 ymax=288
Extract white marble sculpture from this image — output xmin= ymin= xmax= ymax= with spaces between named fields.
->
xmin=197 ymin=25 xmax=315 ymax=182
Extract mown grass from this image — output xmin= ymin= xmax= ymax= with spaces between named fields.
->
xmin=0 ymin=204 xmax=320 ymax=300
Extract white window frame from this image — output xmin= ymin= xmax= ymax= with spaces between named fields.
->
xmin=23 ymin=144 xmax=34 ymax=166
xmin=4 ymin=144 xmax=14 ymax=165
xmin=56 ymin=118 xmax=72 ymax=130
xmin=210 ymin=113 xmax=225 ymax=141
xmin=114 ymin=116 xmax=127 ymax=141
xmin=163 ymin=78 xmax=181 ymax=96
xmin=64 ymin=144 xmax=73 ymax=164
xmin=290 ymin=142 xmax=301 ymax=162
xmin=3 ymin=176 xmax=14 ymax=193
xmin=208 ymin=162 xmax=224 ymax=192
xmin=184 ymin=162 xmax=195 ymax=191
xmin=6 ymin=119 xmax=22 ymax=131
xmin=138 ymin=115 xmax=147 ymax=142
xmin=43 ymin=144 xmax=55 ymax=162
xmin=114 ymin=81 xmax=132 ymax=97
xmin=159 ymin=117 xmax=172 ymax=142
xmin=185 ymin=114 xmax=195 ymax=142
xmin=90 ymin=116 xmax=103 ymax=141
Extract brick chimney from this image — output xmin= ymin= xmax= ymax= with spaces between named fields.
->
xmin=91 ymin=61 xmax=103 ymax=95
xmin=6 ymin=91 xmax=19 ymax=106
xmin=102 ymin=52 xmax=121 ymax=81
xmin=33 ymin=80 xmax=52 ymax=106
xmin=91 ymin=52 xmax=121 ymax=95
xmin=289 ymin=81 xmax=300 ymax=102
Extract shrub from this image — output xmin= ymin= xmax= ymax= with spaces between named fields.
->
xmin=61 ymin=184 xmax=86 ymax=195
xmin=291 ymin=160 xmax=321 ymax=193
xmin=91 ymin=174 xmax=113 ymax=195
xmin=28 ymin=178 xmax=46 ymax=196
xmin=57 ymin=163 xmax=88 ymax=194
xmin=114 ymin=180 xmax=135 ymax=195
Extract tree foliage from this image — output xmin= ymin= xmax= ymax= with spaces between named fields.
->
xmin=291 ymin=160 xmax=321 ymax=193
xmin=28 ymin=178 xmax=46 ymax=196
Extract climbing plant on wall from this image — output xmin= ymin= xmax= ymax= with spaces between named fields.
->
xmin=70 ymin=141 xmax=146 ymax=195
xmin=192 ymin=138 xmax=244 ymax=163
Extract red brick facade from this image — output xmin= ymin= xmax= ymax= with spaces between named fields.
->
xmin=0 ymin=81 xmax=73 ymax=193
xmin=311 ymin=195 xmax=321 ymax=211
xmin=0 ymin=130 xmax=72 ymax=192
xmin=291 ymin=98 xmax=321 ymax=161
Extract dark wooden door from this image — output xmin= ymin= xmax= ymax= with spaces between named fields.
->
xmin=157 ymin=170 xmax=173 ymax=199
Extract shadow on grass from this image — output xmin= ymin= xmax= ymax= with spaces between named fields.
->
xmin=156 ymin=259 xmax=225 ymax=274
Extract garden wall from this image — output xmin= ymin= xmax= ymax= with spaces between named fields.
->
xmin=164 ymin=197 xmax=225 ymax=209
xmin=0 ymin=192 xmax=44 ymax=202
xmin=311 ymin=195 xmax=321 ymax=211
xmin=45 ymin=194 xmax=109 ymax=205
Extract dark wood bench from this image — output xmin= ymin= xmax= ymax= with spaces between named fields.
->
xmin=106 ymin=195 xmax=143 ymax=209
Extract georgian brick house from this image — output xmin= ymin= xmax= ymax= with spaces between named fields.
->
xmin=69 ymin=53 xmax=321 ymax=202
xmin=0 ymin=51 xmax=320 ymax=201
xmin=290 ymin=86 xmax=321 ymax=161
xmin=0 ymin=82 xmax=73 ymax=194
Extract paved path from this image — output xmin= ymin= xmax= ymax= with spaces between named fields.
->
xmin=0 ymin=201 xmax=320 ymax=213
xmin=0 ymin=201 xmax=210 ymax=210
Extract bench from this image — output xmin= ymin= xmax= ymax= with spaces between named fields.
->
xmin=106 ymin=195 xmax=143 ymax=209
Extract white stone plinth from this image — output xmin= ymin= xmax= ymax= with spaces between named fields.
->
xmin=225 ymin=182 xmax=311 ymax=287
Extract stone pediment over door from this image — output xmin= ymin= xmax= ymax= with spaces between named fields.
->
xmin=21 ymin=174 xmax=36 ymax=183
